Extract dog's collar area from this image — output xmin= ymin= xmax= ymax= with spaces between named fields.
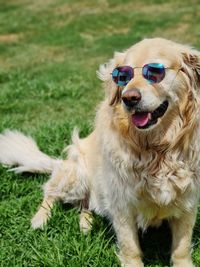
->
xmin=132 ymin=100 xmax=169 ymax=129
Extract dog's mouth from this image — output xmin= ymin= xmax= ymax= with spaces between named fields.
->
xmin=131 ymin=100 xmax=169 ymax=129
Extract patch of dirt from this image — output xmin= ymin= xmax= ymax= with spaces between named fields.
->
xmin=0 ymin=33 xmax=22 ymax=43
xmin=55 ymin=1 xmax=108 ymax=16
xmin=103 ymin=25 xmax=130 ymax=35
xmin=25 ymin=0 xmax=55 ymax=11
xmin=0 ymin=45 xmax=67 ymax=69
xmin=19 ymin=45 xmax=67 ymax=64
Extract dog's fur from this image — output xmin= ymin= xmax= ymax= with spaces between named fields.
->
xmin=0 ymin=38 xmax=200 ymax=267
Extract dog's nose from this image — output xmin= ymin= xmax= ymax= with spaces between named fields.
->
xmin=122 ymin=88 xmax=141 ymax=108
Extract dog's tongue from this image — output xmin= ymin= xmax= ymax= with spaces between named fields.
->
xmin=132 ymin=112 xmax=151 ymax=127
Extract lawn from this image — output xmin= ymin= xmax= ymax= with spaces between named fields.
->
xmin=0 ymin=0 xmax=200 ymax=266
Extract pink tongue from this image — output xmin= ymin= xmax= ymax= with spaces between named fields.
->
xmin=132 ymin=112 xmax=150 ymax=127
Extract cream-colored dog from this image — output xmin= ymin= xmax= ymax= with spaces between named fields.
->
xmin=0 ymin=38 xmax=200 ymax=267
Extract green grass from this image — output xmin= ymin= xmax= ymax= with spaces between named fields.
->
xmin=0 ymin=0 xmax=200 ymax=266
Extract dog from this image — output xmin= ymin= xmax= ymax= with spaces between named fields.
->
xmin=0 ymin=38 xmax=200 ymax=267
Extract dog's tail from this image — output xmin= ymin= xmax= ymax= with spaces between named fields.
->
xmin=0 ymin=130 xmax=61 ymax=174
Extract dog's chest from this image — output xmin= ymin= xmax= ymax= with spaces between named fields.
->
xmin=110 ymin=152 xmax=194 ymax=214
xmin=133 ymin=156 xmax=193 ymax=205
xmin=122 ymin=158 xmax=194 ymax=228
xmin=103 ymin=142 xmax=197 ymax=226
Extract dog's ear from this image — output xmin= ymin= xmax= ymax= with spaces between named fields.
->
xmin=97 ymin=51 xmax=126 ymax=105
xmin=182 ymin=50 xmax=200 ymax=89
xmin=97 ymin=51 xmax=126 ymax=82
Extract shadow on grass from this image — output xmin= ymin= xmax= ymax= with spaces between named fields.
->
xmin=139 ymin=221 xmax=172 ymax=266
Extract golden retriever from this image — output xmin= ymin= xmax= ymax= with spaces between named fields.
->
xmin=0 ymin=38 xmax=200 ymax=267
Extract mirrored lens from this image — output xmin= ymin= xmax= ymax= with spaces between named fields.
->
xmin=112 ymin=66 xmax=133 ymax=86
xmin=142 ymin=63 xmax=165 ymax=83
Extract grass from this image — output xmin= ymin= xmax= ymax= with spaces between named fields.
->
xmin=0 ymin=0 xmax=200 ymax=266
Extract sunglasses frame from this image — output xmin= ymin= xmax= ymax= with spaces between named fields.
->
xmin=111 ymin=63 xmax=172 ymax=87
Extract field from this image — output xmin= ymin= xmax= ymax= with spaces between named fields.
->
xmin=0 ymin=0 xmax=200 ymax=266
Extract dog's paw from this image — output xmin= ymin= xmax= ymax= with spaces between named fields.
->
xmin=173 ymin=259 xmax=194 ymax=267
xmin=119 ymin=255 xmax=144 ymax=267
xmin=31 ymin=208 xmax=50 ymax=229
xmin=121 ymin=261 xmax=144 ymax=267
xmin=173 ymin=263 xmax=194 ymax=267
xmin=79 ymin=209 xmax=93 ymax=234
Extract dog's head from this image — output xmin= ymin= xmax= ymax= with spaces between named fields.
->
xmin=98 ymin=38 xmax=200 ymax=147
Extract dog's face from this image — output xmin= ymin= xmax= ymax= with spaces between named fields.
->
xmin=98 ymin=38 xmax=200 ymax=135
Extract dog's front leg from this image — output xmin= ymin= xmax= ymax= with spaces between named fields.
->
xmin=113 ymin=213 xmax=143 ymax=267
xmin=170 ymin=211 xmax=196 ymax=267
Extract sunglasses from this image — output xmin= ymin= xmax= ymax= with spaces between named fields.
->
xmin=112 ymin=63 xmax=168 ymax=87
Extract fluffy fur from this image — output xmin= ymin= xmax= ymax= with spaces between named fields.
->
xmin=0 ymin=38 xmax=200 ymax=267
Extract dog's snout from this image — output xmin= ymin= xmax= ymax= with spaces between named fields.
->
xmin=122 ymin=88 xmax=141 ymax=108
